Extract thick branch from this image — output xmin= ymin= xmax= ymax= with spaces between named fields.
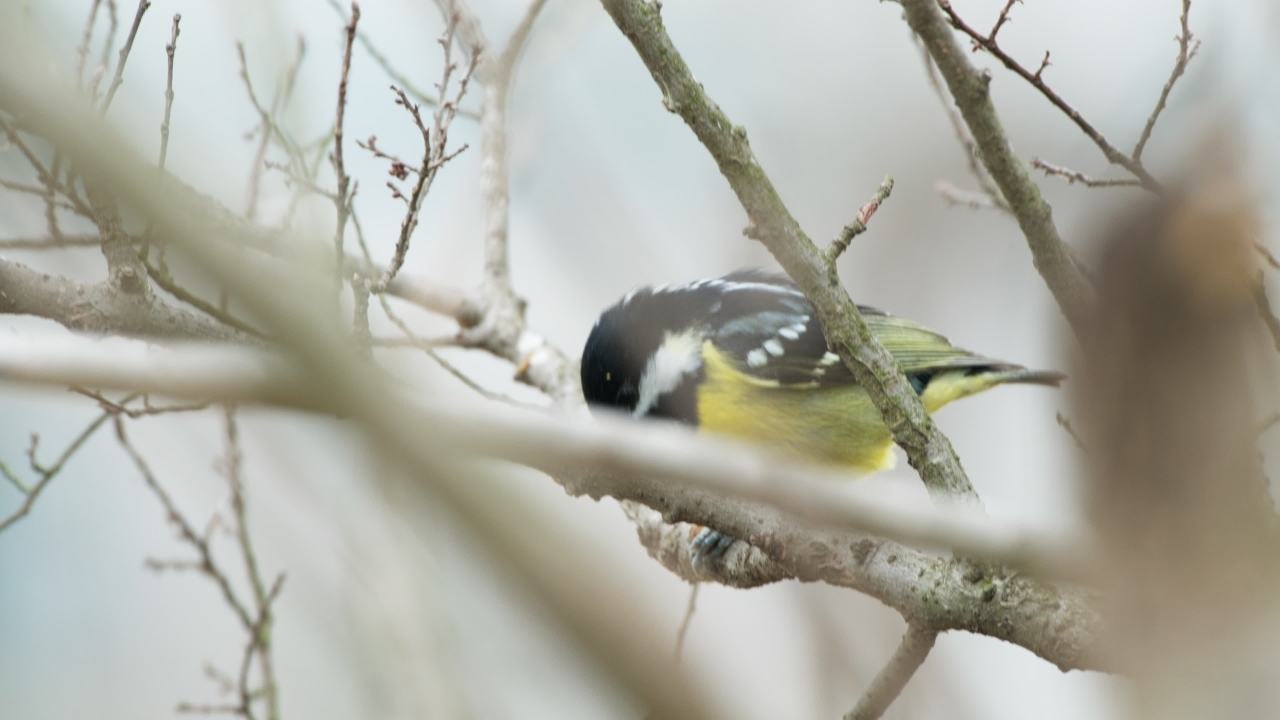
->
xmin=0 ymin=257 xmax=246 ymax=341
xmin=906 ymin=0 xmax=1095 ymax=337
xmin=599 ymin=0 xmax=977 ymax=501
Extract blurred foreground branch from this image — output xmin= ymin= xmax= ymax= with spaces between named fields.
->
xmin=0 ymin=333 xmax=1102 ymax=672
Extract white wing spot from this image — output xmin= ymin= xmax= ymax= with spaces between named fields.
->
xmin=763 ymin=339 xmax=785 ymax=356
xmin=820 ymin=352 xmax=840 ymax=365
xmin=746 ymin=349 xmax=768 ymax=367
xmin=811 ymin=367 xmax=826 ymax=377
xmin=778 ymin=327 xmax=800 ymax=341
xmin=789 ymin=322 xmax=807 ymax=335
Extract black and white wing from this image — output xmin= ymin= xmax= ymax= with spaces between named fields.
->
xmin=704 ymin=271 xmax=1000 ymax=389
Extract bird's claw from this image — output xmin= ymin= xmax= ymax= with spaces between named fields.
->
xmin=689 ymin=526 xmax=735 ymax=574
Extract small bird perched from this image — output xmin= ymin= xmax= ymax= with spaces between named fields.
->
xmin=580 ymin=270 xmax=1063 ymax=566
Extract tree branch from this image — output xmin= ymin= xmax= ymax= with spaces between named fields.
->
xmin=903 ymin=0 xmax=1095 ymax=337
xmin=0 ymin=256 xmax=248 ymax=341
xmin=1132 ymin=0 xmax=1198 ymax=162
xmin=100 ymin=0 xmax=151 ymax=113
xmin=935 ymin=0 xmax=1159 ymax=191
xmin=844 ymin=623 xmax=938 ymax=720
xmin=157 ymin=13 xmax=180 ymax=173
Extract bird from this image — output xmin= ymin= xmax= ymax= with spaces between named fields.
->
xmin=579 ymin=270 xmax=1063 ymax=569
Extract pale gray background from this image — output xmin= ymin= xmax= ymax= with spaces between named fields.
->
xmin=1 ymin=0 xmax=1277 ymax=718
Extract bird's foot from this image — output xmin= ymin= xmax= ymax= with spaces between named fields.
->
xmin=689 ymin=525 xmax=736 ymax=574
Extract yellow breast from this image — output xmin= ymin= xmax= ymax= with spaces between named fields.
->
xmin=694 ymin=342 xmax=897 ymax=473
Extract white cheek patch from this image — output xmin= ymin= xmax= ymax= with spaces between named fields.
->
xmin=635 ymin=330 xmax=703 ymax=417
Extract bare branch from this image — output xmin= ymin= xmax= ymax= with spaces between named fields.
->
xmin=673 ymin=584 xmax=699 ymax=663
xmin=71 ymin=386 xmax=209 ymax=417
xmin=141 ymin=257 xmax=267 ymax=338
xmin=934 ymin=180 xmax=1004 ymax=211
xmin=903 ymin=0 xmax=1096 ymax=336
xmin=988 ymin=0 xmax=1020 ymax=43
xmin=914 ymin=34 xmax=1009 ymax=213
xmin=323 ymin=0 xmax=479 ymax=118
xmin=1255 ymin=277 xmax=1280 ymax=355
xmin=0 ymin=234 xmax=98 ymax=249
xmin=0 ymin=400 xmax=130 ymax=533
xmin=331 ymin=2 xmax=360 ymax=277
xmin=844 ymin=624 xmax=938 ymax=720
xmin=223 ymin=406 xmax=281 ymax=720
xmin=1133 ymin=0 xmax=1199 ymax=161
xmin=100 ymin=0 xmax=151 ymax=113
xmin=477 ymin=0 xmax=549 ymax=297
xmin=75 ymin=0 xmax=105 ymax=85
xmin=236 ymin=40 xmax=308 ymax=221
xmin=157 ymin=13 xmax=181 ymax=172
xmin=114 ymin=416 xmax=255 ymax=631
xmin=0 ymin=256 xmax=247 ymax=341
xmin=85 ymin=181 xmax=150 ymax=294
xmin=1031 ymin=157 xmax=1142 ymax=188
xmin=1055 ymin=411 xmax=1087 ymax=453
xmin=828 ymin=176 xmax=894 ymax=265
xmin=936 ymin=0 xmax=1159 ymax=190
xmin=374 ymin=14 xmax=478 ymax=290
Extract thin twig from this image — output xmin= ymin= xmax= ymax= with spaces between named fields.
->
xmin=827 ymin=176 xmax=894 ymax=266
xmin=98 ymin=0 xmax=120 ymax=90
xmin=142 ymin=258 xmax=267 ymax=338
xmin=101 ymin=0 xmax=151 ymax=113
xmin=237 ymin=40 xmax=309 ymax=221
xmin=936 ymin=0 xmax=1159 ymax=190
xmin=114 ymin=417 xmax=255 ymax=632
xmin=1255 ymin=242 xmax=1280 ymax=271
xmin=673 ymin=583 xmax=699 ymax=663
xmin=373 ymin=19 xmax=478 ymax=291
xmin=1132 ymin=0 xmax=1198 ymax=161
xmin=71 ymin=386 xmax=209 ymax=417
xmin=0 ymin=178 xmax=84 ymax=213
xmin=1030 ymin=158 xmax=1142 ymax=188
xmin=332 ymin=2 xmax=360 ymax=281
xmin=75 ymin=0 xmax=105 ymax=86
xmin=1255 ymin=277 xmax=1280 ymax=355
xmin=843 ymin=624 xmax=938 ymax=720
xmin=1259 ymin=412 xmax=1280 ymax=436
xmin=988 ymin=0 xmax=1020 ymax=43
xmin=934 ymin=180 xmax=1003 ymax=211
xmin=322 ymin=0 xmax=479 ymax=119
xmin=223 ymin=406 xmax=281 ymax=720
xmin=914 ymin=33 xmax=1009 ymax=213
xmin=158 ymin=14 xmax=181 ymax=173
xmin=0 ymin=399 xmax=133 ymax=533
xmin=1055 ymin=412 xmax=1087 ymax=453
xmin=0 ymin=235 xmax=100 ymax=249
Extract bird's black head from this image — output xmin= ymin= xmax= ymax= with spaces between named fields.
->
xmin=581 ymin=284 xmax=718 ymax=420
xmin=580 ymin=289 xmax=666 ymax=414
